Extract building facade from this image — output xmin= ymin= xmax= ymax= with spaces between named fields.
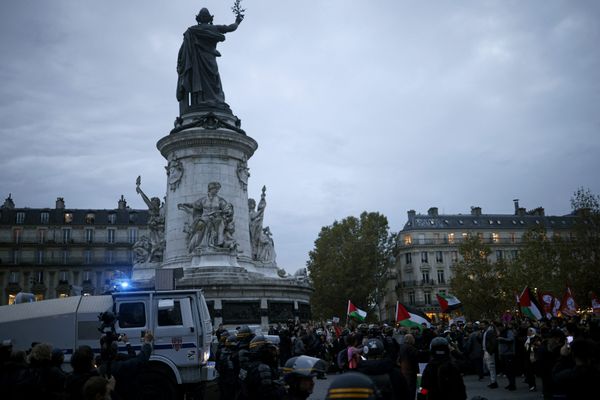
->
xmin=380 ymin=200 xmax=577 ymax=321
xmin=0 ymin=194 xmax=149 ymax=305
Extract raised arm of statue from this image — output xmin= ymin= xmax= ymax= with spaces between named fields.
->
xmin=217 ymin=15 xmax=243 ymax=34
xmin=135 ymin=177 xmax=153 ymax=209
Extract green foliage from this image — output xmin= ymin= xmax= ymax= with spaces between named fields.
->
xmin=450 ymin=235 xmax=513 ymax=319
xmin=307 ymin=211 xmax=393 ymax=320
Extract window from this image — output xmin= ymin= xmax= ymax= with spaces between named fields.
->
xmin=496 ymin=250 xmax=503 ymax=261
xmin=118 ymin=302 xmax=146 ymax=328
xmin=83 ymin=270 xmax=92 ymax=282
xmin=448 ymin=233 xmax=455 ymax=244
xmin=40 ymin=212 xmax=49 ymax=224
xmin=424 ymin=292 xmax=432 ymax=305
xmin=451 ymin=251 xmax=459 ymax=262
xmin=129 ymin=212 xmax=137 ymax=224
xmin=510 ymin=232 xmax=517 ymax=243
xmin=62 ymin=228 xmax=71 ymax=243
xmin=418 ymin=234 xmax=425 ymax=245
xmin=107 ymin=229 xmax=115 ymax=244
xmin=158 ymin=301 xmax=183 ymax=326
xmin=85 ymin=229 xmax=94 ymax=243
xmin=38 ymin=229 xmax=47 ymax=244
xmin=405 ymin=253 xmax=412 ymax=265
xmin=13 ymin=228 xmax=22 ymax=244
xmin=9 ymin=271 xmax=19 ymax=283
xmin=476 ymin=232 xmax=483 ymax=240
xmin=35 ymin=270 xmax=44 ymax=284
xmin=403 ymin=235 xmax=412 ymax=245
xmin=59 ymin=271 xmax=69 ymax=282
xmin=492 ymin=232 xmax=500 ymax=243
xmin=85 ymin=250 xmax=92 ymax=265
xmin=64 ymin=212 xmax=73 ymax=224
xmin=108 ymin=213 xmax=117 ymax=224
xmin=408 ymin=292 xmax=415 ymax=305
xmin=85 ymin=213 xmax=95 ymax=224
xmin=128 ymin=228 xmax=137 ymax=244
xmin=16 ymin=212 xmax=25 ymax=224
xmin=37 ymin=250 xmax=44 ymax=265
xmin=12 ymin=250 xmax=20 ymax=264
xmin=437 ymin=270 xmax=445 ymax=284
xmin=106 ymin=250 xmax=114 ymax=264
xmin=435 ymin=251 xmax=443 ymax=263
xmin=434 ymin=233 xmax=440 ymax=244
xmin=511 ymin=249 xmax=519 ymax=259
xmin=422 ymin=271 xmax=430 ymax=283
xmin=62 ymin=250 xmax=70 ymax=264
xmin=421 ymin=252 xmax=428 ymax=263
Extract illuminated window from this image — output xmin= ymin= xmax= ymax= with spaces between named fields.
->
xmin=40 ymin=212 xmax=49 ymax=224
xmin=8 ymin=294 xmax=16 ymax=305
xmin=448 ymin=233 xmax=455 ymax=244
xmin=58 ymin=293 xmax=69 ymax=298
xmin=128 ymin=228 xmax=138 ymax=244
xmin=85 ymin=213 xmax=95 ymax=224
xmin=34 ymin=294 xmax=44 ymax=301
xmin=16 ymin=212 xmax=25 ymax=224
xmin=107 ymin=229 xmax=115 ymax=244
xmin=404 ymin=235 xmax=412 ymax=245
xmin=492 ymin=233 xmax=500 ymax=243
xmin=13 ymin=228 xmax=22 ymax=244
xmin=85 ymin=229 xmax=94 ymax=243
xmin=64 ymin=213 xmax=73 ymax=224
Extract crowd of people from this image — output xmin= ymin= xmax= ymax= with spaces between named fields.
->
xmin=1 ymin=315 xmax=599 ymax=399
xmin=0 ymin=330 xmax=155 ymax=399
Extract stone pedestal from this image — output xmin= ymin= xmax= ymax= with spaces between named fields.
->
xmin=156 ymin=121 xmax=257 ymax=272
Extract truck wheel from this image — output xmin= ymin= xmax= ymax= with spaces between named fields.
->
xmin=136 ymin=370 xmax=178 ymax=400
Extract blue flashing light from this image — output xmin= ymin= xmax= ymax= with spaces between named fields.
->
xmin=120 ymin=281 xmax=130 ymax=289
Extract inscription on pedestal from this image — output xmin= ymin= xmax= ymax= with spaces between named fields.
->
xmin=222 ymin=301 xmax=261 ymax=325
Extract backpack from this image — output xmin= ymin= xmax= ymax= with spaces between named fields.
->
xmin=337 ymin=348 xmax=349 ymax=371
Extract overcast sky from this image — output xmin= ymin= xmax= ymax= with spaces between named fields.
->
xmin=1 ymin=1 xmax=599 ymax=273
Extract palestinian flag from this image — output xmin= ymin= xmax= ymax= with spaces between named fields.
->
xmin=436 ymin=293 xmax=462 ymax=313
xmin=395 ymin=302 xmax=431 ymax=330
xmin=519 ymin=286 xmax=543 ymax=321
xmin=347 ymin=300 xmax=367 ymax=321
xmin=560 ymin=286 xmax=577 ymax=317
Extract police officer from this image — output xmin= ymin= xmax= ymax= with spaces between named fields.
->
xmin=235 ymin=325 xmax=256 ymax=396
xmin=419 ymin=337 xmax=466 ymax=400
xmin=239 ymin=335 xmax=284 ymax=400
xmin=326 ymin=371 xmax=378 ymax=400
xmin=216 ymin=333 xmax=239 ymax=400
xmin=356 ymin=338 xmax=410 ymax=400
xmin=282 ymin=355 xmax=326 ymax=400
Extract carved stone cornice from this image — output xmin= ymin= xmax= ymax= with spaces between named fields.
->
xmin=157 ymin=130 xmax=258 ymax=159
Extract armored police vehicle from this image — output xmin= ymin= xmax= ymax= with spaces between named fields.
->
xmin=0 ymin=288 xmax=214 ymax=398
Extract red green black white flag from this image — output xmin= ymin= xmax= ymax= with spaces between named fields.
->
xmin=519 ymin=286 xmax=543 ymax=321
xmin=436 ymin=293 xmax=462 ymax=313
xmin=395 ymin=301 xmax=431 ymax=330
xmin=347 ymin=300 xmax=367 ymax=321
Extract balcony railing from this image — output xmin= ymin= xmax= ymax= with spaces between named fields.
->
xmin=401 ymin=279 xmax=449 ymax=288
xmin=402 ymin=237 xmax=523 ymax=247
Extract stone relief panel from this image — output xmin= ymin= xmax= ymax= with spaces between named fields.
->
xmin=236 ymin=155 xmax=249 ymax=192
xmin=221 ymin=301 xmax=261 ymax=325
xmin=268 ymin=301 xmax=294 ymax=323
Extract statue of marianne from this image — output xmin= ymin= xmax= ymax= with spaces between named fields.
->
xmin=176 ymin=8 xmax=243 ymax=113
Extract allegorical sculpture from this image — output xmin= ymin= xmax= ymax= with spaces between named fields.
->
xmin=248 ymin=186 xmax=266 ymax=260
xmin=236 ymin=155 xmax=249 ymax=192
xmin=134 ymin=176 xmax=165 ymax=262
xmin=178 ymin=182 xmax=237 ymax=254
xmin=176 ymin=5 xmax=244 ymax=114
xmin=165 ymin=157 xmax=184 ymax=191
xmin=256 ymin=226 xmax=276 ymax=264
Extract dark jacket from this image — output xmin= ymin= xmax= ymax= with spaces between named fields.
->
xmin=357 ymin=358 xmax=410 ymax=400
xmin=420 ymin=358 xmax=467 ymax=400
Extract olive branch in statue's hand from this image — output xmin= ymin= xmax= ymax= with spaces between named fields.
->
xmin=232 ymin=0 xmax=245 ymax=20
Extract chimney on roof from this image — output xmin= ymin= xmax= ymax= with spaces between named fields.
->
xmin=2 ymin=193 xmax=15 ymax=209
xmin=55 ymin=197 xmax=65 ymax=209
xmin=513 ymin=199 xmax=519 ymax=215
xmin=407 ymin=210 xmax=416 ymax=219
xmin=470 ymin=206 xmax=482 ymax=216
xmin=517 ymin=207 xmax=526 ymax=216
xmin=428 ymin=207 xmax=438 ymax=217
xmin=118 ymin=195 xmax=127 ymax=210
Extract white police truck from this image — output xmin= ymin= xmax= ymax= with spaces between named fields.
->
xmin=0 ymin=288 xmax=214 ymax=398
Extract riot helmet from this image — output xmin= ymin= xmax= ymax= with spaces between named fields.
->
xmin=326 ymin=372 xmax=378 ymax=400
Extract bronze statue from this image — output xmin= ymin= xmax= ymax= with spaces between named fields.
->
xmin=176 ymin=7 xmax=243 ymax=114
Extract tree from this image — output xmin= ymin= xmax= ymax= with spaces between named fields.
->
xmin=307 ymin=212 xmax=394 ymax=321
xmin=450 ymin=235 xmax=512 ymax=319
